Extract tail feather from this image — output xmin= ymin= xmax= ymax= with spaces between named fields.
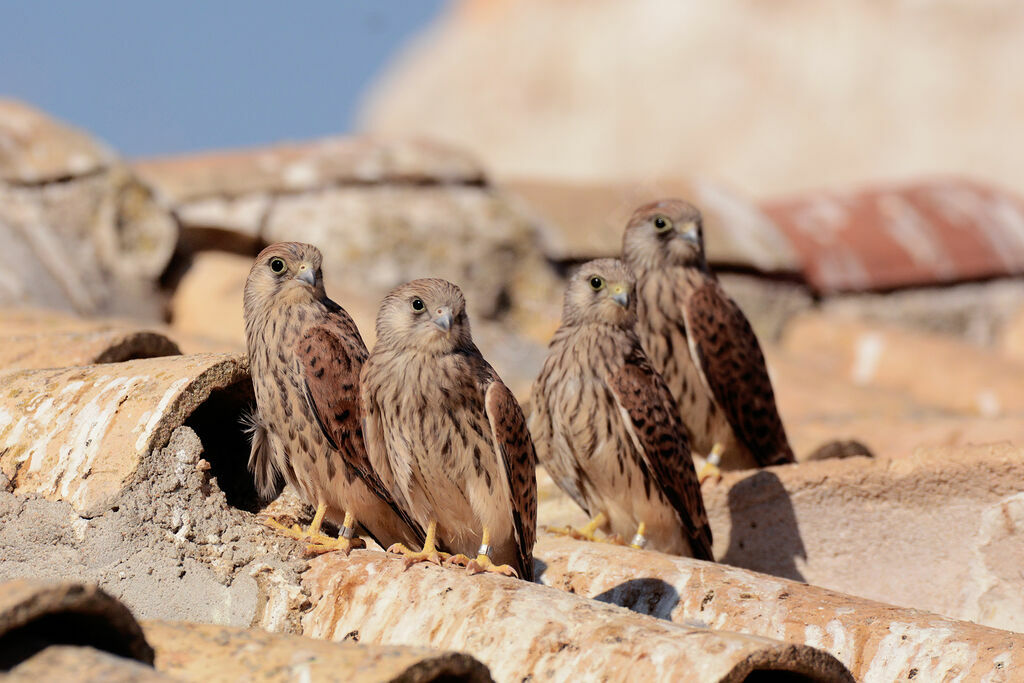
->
xmin=241 ymin=408 xmax=284 ymax=500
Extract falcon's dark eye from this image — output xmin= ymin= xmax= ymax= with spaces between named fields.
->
xmin=589 ymin=276 xmax=605 ymax=291
xmin=269 ymin=258 xmax=286 ymax=273
xmin=653 ymin=215 xmax=673 ymax=232
xmin=411 ymin=298 xmax=425 ymax=312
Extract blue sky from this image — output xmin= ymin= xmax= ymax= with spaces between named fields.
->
xmin=0 ymin=2 xmax=443 ymax=157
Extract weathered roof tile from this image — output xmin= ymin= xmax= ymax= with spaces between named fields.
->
xmin=302 ymin=550 xmax=853 ymax=682
xmin=764 ymin=179 xmax=1024 ymax=293
xmin=782 ymin=311 xmax=1024 ymax=416
xmin=537 ymin=536 xmax=1024 ymax=682
xmin=0 ymin=99 xmax=116 ymax=184
xmin=540 ymin=441 xmax=1024 ymax=632
xmin=0 ymin=580 xmax=154 ymax=667
xmin=0 ymin=353 xmax=250 ymax=516
xmin=132 ymin=137 xmax=485 ymax=203
xmin=144 ymin=621 xmax=494 ymax=683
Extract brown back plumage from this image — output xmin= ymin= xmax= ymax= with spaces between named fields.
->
xmin=244 ymin=242 xmax=424 ymax=548
xmin=530 ymin=259 xmax=713 ymax=558
xmin=485 ymin=381 xmax=538 ymax=579
xmin=609 ymin=349 xmax=713 ymax=559
xmin=296 ymin=318 xmax=425 ymax=537
xmin=684 ymin=282 xmax=794 ymax=466
xmin=622 ymin=201 xmax=795 ymax=468
xmin=362 ymin=278 xmax=538 ymax=579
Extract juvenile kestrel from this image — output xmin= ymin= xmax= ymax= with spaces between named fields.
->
xmin=529 ymin=259 xmax=713 ymax=558
xmin=622 ymin=200 xmax=795 ymax=478
xmin=244 ymin=242 xmax=424 ymax=554
xmin=360 ymin=278 xmax=537 ymax=580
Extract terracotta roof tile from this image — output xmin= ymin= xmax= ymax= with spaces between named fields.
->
xmin=537 ymin=536 xmax=1024 ymax=682
xmin=0 ymin=99 xmax=116 ymax=184
xmin=131 ymin=137 xmax=484 ymax=203
xmin=763 ymin=179 xmax=1024 ymax=293
xmin=538 ymin=441 xmax=1024 ymax=634
xmin=0 ymin=580 xmax=154 ymax=667
xmin=0 ymin=353 xmax=250 ymax=516
xmin=782 ymin=311 xmax=1024 ymax=417
xmin=302 ymin=549 xmax=853 ymax=681
xmin=144 ymin=621 xmax=493 ymax=683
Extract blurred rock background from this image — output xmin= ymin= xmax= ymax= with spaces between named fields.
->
xmin=361 ymin=0 xmax=1024 ymax=198
xmin=0 ymin=100 xmax=177 ymax=319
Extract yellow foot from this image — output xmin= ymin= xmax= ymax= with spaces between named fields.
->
xmin=388 ymin=520 xmax=449 ymax=569
xmin=263 ymin=516 xmax=310 ymax=540
xmin=387 ymin=542 xmax=450 ymax=568
xmin=447 ymin=553 xmax=518 ymax=578
xmin=304 ymin=533 xmax=365 ymax=557
xmin=544 ymin=512 xmax=610 ymax=543
xmin=697 ymin=461 xmax=721 ymax=484
xmin=698 ymin=443 xmax=724 ymax=485
xmin=262 ymin=517 xmax=364 ymax=556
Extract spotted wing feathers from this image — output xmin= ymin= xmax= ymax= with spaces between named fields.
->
xmin=609 ymin=351 xmax=713 ymax=560
xmin=485 ymin=381 xmax=538 ymax=581
xmin=297 ymin=312 xmax=425 ymax=544
xmin=297 ymin=323 xmax=370 ymax=471
xmin=685 ymin=283 xmax=795 ymax=467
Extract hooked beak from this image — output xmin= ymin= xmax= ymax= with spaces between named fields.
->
xmin=679 ymin=222 xmax=700 ymax=245
xmin=433 ymin=307 xmax=454 ymax=332
xmin=611 ymin=285 xmax=630 ymax=308
xmin=295 ymin=265 xmax=316 ymax=286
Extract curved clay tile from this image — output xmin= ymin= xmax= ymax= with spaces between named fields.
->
xmin=143 ymin=621 xmax=492 ymax=683
xmin=131 ymin=137 xmax=484 ymax=204
xmin=0 ymin=101 xmax=177 ymax=316
xmin=0 ymin=329 xmax=180 ymax=372
xmin=536 ymin=536 xmax=1023 ymax=682
xmin=763 ymin=179 xmax=1024 ymax=294
xmin=538 ymin=442 xmax=1024 ymax=634
xmin=301 ymin=551 xmax=854 ymax=682
xmin=0 ymin=580 xmax=154 ymax=669
xmin=0 ymin=353 xmax=251 ymax=517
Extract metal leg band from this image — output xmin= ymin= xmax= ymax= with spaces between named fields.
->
xmin=340 ymin=525 xmax=356 ymax=540
xmin=476 ymin=543 xmax=492 ymax=558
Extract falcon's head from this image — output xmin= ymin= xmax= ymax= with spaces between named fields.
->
xmin=562 ymin=258 xmax=636 ymax=329
xmin=244 ymin=242 xmax=326 ymax=315
xmin=621 ymin=199 xmax=706 ymax=275
xmin=375 ymin=278 xmax=473 ymax=355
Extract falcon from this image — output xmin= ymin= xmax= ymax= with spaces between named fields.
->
xmin=622 ymin=199 xmax=795 ymax=479
xmin=529 ymin=259 xmax=712 ymax=558
xmin=243 ymin=242 xmax=424 ymax=554
xmin=360 ymin=278 xmax=537 ymax=580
